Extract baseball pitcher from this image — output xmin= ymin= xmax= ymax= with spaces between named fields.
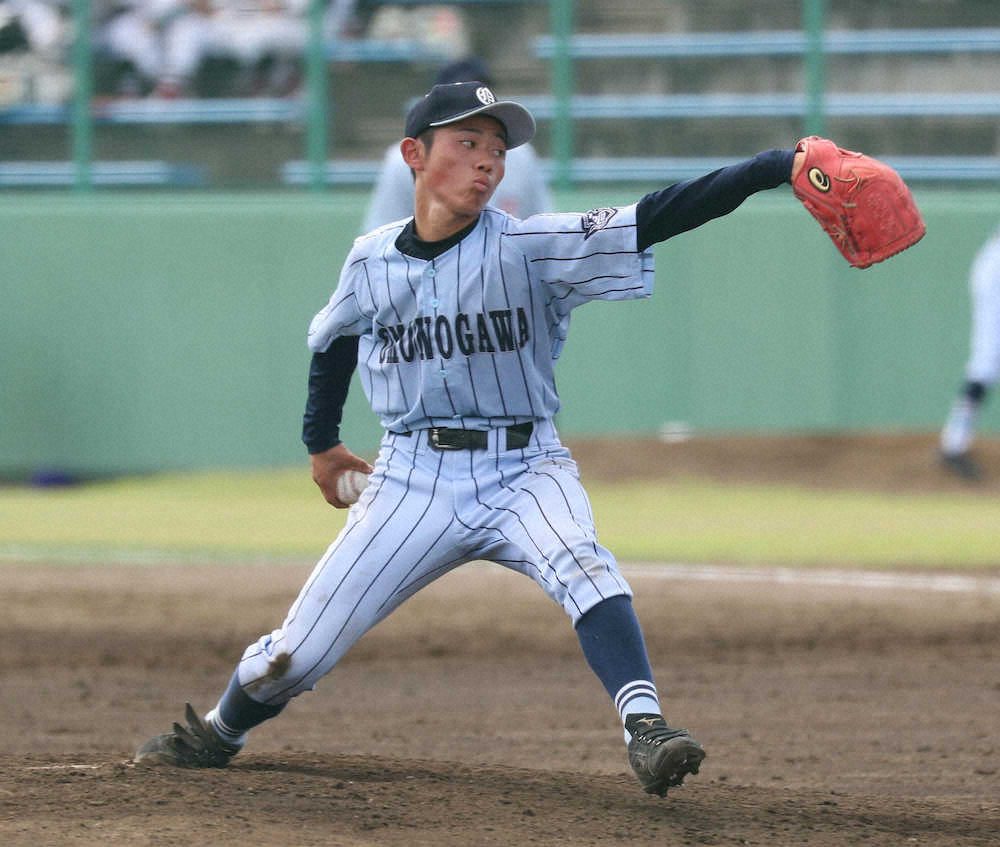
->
xmin=136 ymin=82 xmax=923 ymax=798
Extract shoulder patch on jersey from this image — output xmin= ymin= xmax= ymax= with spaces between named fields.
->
xmin=581 ymin=207 xmax=617 ymax=240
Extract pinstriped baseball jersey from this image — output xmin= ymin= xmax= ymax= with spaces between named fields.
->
xmin=307 ymin=204 xmax=655 ymax=432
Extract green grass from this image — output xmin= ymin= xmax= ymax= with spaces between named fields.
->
xmin=1 ymin=469 xmax=998 ymax=569
xmin=0 ymin=469 xmax=341 ymax=561
xmin=592 ymin=478 xmax=1000 ymax=569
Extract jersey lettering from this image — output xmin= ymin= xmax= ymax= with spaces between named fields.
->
xmin=434 ymin=315 xmax=454 ymax=359
xmin=476 ymin=314 xmax=496 ymax=353
xmin=377 ymin=308 xmax=531 ymax=364
xmin=489 ymin=310 xmax=516 ymax=351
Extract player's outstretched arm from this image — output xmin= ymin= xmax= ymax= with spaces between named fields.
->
xmin=310 ymin=444 xmax=374 ymax=509
xmin=635 ymin=149 xmax=797 ymax=251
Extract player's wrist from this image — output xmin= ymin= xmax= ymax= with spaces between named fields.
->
xmin=306 ymin=437 xmax=343 ymax=455
xmin=790 ymin=150 xmax=805 ymax=182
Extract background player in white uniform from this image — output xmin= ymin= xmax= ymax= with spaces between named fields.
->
xmin=137 ymin=81 xmax=808 ymax=798
xmin=362 ymin=57 xmax=552 ymax=232
xmin=940 ymin=223 xmax=1000 ymax=479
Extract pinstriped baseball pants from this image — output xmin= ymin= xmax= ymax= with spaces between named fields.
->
xmin=236 ymin=419 xmax=633 ymax=706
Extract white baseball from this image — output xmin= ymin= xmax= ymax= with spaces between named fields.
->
xmin=335 ymin=470 xmax=369 ymax=505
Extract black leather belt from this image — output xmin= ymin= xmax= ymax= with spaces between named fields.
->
xmin=399 ymin=422 xmax=534 ymax=451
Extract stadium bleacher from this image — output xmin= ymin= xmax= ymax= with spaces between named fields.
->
xmin=2 ymin=2 xmax=999 ymax=188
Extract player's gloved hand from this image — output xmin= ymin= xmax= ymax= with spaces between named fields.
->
xmin=310 ymin=443 xmax=374 ymax=509
xmin=792 ymin=136 xmax=926 ymax=269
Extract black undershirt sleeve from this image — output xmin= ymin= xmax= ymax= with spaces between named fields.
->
xmin=301 ymin=335 xmax=360 ymax=454
xmin=635 ymin=149 xmax=796 ymax=252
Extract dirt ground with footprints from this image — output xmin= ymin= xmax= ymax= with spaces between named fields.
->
xmin=2 ymin=434 xmax=998 ymax=846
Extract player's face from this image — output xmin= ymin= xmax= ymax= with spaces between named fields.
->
xmin=418 ymin=116 xmax=507 ymax=216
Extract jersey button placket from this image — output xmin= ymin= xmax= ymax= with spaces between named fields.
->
xmin=427 ymin=263 xmax=445 ymax=378
xmin=422 ymin=264 xmax=437 ymax=312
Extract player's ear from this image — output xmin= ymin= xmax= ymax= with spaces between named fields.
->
xmin=401 ymin=137 xmax=425 ymax=172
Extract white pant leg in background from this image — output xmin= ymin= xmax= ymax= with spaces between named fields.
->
xmin=965 ymin=234 xmax=1000 ymax=387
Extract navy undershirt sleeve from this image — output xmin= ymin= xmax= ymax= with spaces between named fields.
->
xmin=635 ymin=149 xmax=796 ymax=252
xmin=301 ymin=335 xmax=360 ymax=454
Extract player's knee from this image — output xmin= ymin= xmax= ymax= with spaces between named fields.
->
xmin=237 ymin=631 xmax=333 ymax=703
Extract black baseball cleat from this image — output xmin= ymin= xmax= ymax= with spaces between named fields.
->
xmin=939 ymin=450 xmax=982 ymax=481
xmin=625 ymin=713 xmax=705 ymax=797
xmin=135 ymin=703 xmax=240 ymax=768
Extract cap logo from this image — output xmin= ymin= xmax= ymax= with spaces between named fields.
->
xmin=476 ymin=87 xmax=496 ymax=105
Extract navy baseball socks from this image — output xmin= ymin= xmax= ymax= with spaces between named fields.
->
xmin=206 ymin=670 xmax=287 ymax=749
xmin=575 ymin=595 xmax=706 ymax=795
xmin=575 ymin=595 xmax=661 ymax=734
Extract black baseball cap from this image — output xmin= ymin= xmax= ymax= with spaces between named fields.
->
xmin=435 ymin=57 xmax=492 ymax=87
xmin=404 ymin=82 xmax=536 ymax=149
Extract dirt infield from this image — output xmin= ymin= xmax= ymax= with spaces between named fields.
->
xmin=567 ymin=431 xmax=1000 ymax=495
xmin=2 ymin=435 xmax=999 ymax=846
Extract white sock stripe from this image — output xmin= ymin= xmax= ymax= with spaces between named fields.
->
xmin=618 ymin=690 xmax=660 ymax=717
xmin=614 ymin=680 xmax=657 ymax=713
xmin=613 ymin=682 xmax=645 ymax=711
xmin=614 ymin=681 xmax=656 ymax=711
xmin=208 ymin=711 xmax=241 ymax=740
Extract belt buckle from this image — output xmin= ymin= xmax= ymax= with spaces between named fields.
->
xmin=428 ymin=428 xmax=462 ymax=451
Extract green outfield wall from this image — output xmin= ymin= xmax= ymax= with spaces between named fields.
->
xmin=1 ymin=189 xmax=997 ymax=475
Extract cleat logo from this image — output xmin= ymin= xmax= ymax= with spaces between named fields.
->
xmin=808 ymin=167 xmax=831 ymax=192
xmin=636 ymin=717 xmax=659 ymax=728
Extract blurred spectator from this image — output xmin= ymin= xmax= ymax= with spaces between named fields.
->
xmin=93 ymin=0 xmax=360 ymax=99
xmin=95 ymin=0 xmax=181 ymax=97
xmin=362 ymin=56 xmax=553 ymax=233
xmin=155 ymin=0 xmax=310 ymax=98
xmin=324 ymin=0 xmax=357 ymax=40
xmin=0 ymin=0 xmax=64 ymax=57
xmin=0 ymin=0 xmax=70 ymax=105
xmin=939 ymin=223 xmax=1000 ymax=480
xmin=366 ymin=2 xmax=467 ymax=59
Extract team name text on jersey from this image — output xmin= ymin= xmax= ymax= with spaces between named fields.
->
xmin=376 ymin=308 xmax=531 ymax=364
